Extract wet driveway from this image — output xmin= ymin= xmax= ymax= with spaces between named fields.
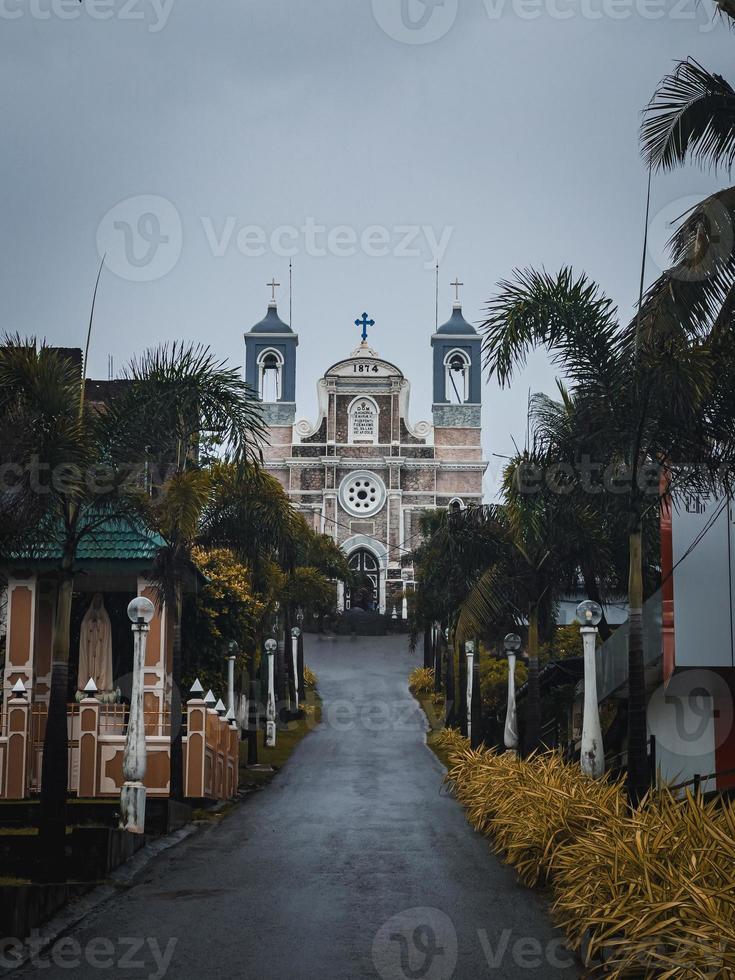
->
xmin=15 ymin=635 xmax=578 ymax=979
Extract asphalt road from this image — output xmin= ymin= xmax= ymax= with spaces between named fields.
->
xmin=17 ymin=635 xmax=578 ymax=979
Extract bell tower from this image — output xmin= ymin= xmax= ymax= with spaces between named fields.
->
xmin=431 ymin=279 xmax=482 ymax=428
xmin=244 ymin=279 xmax=298 ymax=426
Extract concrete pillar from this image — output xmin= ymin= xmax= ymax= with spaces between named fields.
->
xmin=77 ymin=695 xmax=101 ymax=798
xmin=3 ymin=577 xmax=37 ymax=706
xmin=185 ymin=689 xmax=206 ymax=798
xmin=3 ymin=692 xmax=30 ymax=800
xmin=137 ymin=579 xmax=168 ymax=737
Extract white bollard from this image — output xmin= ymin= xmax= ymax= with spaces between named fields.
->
xmin=465 ymin=640 xmax=475 ymax=745
xmin=120 ymin=597 xmax=154 ymax=834
xmin=265 ymin=639 xmax=277 ymax=747
xmin=227 ymin=655 xmax=236 ymax=716
xmin=504 ymin=653 xmax=519 ymax=751
xmin=291 ymin=628 xmax=301 ymax=711
xmin=580 ymin=626 xmax=604 ymax=778
xmin=577 ymin=600 xmax=604 ymax=779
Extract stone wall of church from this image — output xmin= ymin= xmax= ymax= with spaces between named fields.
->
xmin=401 ymin=467 xmax=435 ymax=493
xmin=262 ymin=425 xmax=294 ymax=464
xmin=299 ymin=468 xmax=323 ymax=491
xmin=436 ymin=469 xmax=483 ymax=495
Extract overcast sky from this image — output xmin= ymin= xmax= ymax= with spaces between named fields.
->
xmin=1 ymin=0 xmax=732 ymax=496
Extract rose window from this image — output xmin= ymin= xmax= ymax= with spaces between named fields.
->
xmin=339 ymin=471 xmax=386 ymax=518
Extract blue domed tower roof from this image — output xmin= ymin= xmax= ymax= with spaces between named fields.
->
xmin=244 ymin=292 xmax=299 ymax=426
xmin=436 ymin=303 xmax=477 ymax=336
xmin=247 ymin=301 xmax=294 ymax=334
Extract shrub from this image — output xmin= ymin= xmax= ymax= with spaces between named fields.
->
xmin=408 ymin=666 xmax=435 ymax=697
xmin=441 ymin=740 xmax=735 ymax=977
xmin=303 ymin=665 xmax=318 ymax=690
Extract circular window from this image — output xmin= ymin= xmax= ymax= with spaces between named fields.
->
xmin=338 ymin=470 xmax=387 ymax=518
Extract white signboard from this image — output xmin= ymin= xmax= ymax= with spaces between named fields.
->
xmin=349 ymin=399 xmax=378 ymax=443
xmin=671 ymin=493 xmax=734 ymax=668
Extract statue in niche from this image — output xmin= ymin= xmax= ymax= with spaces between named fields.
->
xmin=77 ymin=593 xmax=114 ymax=697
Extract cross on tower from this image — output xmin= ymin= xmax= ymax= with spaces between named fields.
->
xmin=451 ymin=277 xmax=464 ymax=304
xmin=354 ymin=312 xmax=375 ymax=343
xmin=268 ymin=278 xmax=280 ymax=303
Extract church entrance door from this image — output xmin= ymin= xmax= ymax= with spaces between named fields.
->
xmin=345 ymin=549 xmax=380 ymax=611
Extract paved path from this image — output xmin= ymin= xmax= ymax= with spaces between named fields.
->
xmin=19 ymin=636 xmax=578 ymax=979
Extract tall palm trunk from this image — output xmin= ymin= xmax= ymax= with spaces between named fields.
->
xmin=278 ymin=609 xmax=289 ymax=724
xmin=286 ymin=607 xmax=297 ymax=713
xmin=297 ymin=629 xmax=305 ymax=704
xmin=246 ymin=639 xmax=260 ymax=766
xmin=38 ymin=562 xmax=73 ymax=880
xmin=626 ymin=526 xmax=650 ymax=804
xmin=423 ymin=625 xmax=432 ymax=669
xmin=581 ymin=565 xmax=612 ymax=641
xmin=524 ymin=606 xmax=540 ymax=755
xmin=433 ymin=624 xmax=442 ymax=694
xmin=444 ymin=633 xmax=456 ymax=727
xmin=169 ymin=580 xmax=184 ymax=802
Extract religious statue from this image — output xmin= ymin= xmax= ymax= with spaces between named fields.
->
xmin=77 ymin=593 xmax=114 ymax=695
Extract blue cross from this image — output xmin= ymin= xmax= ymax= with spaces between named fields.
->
xmin=355 ymin=312 xmax=375 ymax=342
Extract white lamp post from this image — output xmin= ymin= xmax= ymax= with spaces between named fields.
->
xmin=120 ymin=596 xmax=155 ymax=834
xmin=503 ymin=633 xmax=521 ymax=753
xmin=577 ymin=599 xmax=604 ymax=778
xmin=265 ymin=638 xmax=277 ymax=747
xmin=290 ymin=628 xmax=301 ymax=710
xmin=465 ymin=640 xmax=475 ymax=745
xmin=226 ymin=640 xmax=238 ymax=715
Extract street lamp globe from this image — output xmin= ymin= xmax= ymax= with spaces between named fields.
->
xmin=291 ymin=627 xmax=301 ymax=639
xmin=503 ymin=633 xmax=522 ymax=654
xmin=227 ymin=639 xmax=239 ymax=656
xmin=576 ymin=600 xmax=603 ymax=627
xmin=127 ymin=596 xmax=155 ymax=626
xmin=265 ymin=639 xmax=277 ymax=654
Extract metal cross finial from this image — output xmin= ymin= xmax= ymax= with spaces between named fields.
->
xmin=451 ymin=278 xmax=464 ymax=304
xmin=355 ymin=312 xmax=375 ymax=343
xmin=268 ymin=278 xmax=280 ymax=303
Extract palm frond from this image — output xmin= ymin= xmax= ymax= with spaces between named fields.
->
xmin=456 ymin=564 xmax=511 ymax=642
xmin=118 ymin=342 xmax=266 ymax=465
xmin=641 ymin=59 xmax=735 ymax=172
xmin=480 ymin=268 xmax=622 ymax=398
xmin=623 ymin=187 xmax=735 ymax=361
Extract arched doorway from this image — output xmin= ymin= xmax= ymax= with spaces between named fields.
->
xmin=345 ymin=549 xmax=380 ymax=611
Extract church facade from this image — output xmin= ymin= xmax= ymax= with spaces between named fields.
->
xmin=244 ymin=291 xmax=487 ymax=616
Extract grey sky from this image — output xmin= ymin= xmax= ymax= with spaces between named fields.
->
xmin=1 ymin=0 xmax=732 ymax=497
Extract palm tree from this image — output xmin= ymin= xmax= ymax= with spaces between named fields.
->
xmin=480 ymin=268 xmax=726 ymax=799
xmin=0 ymin=339 xmax=138 ymax=873
xmin=450 ymin=465 xmax=588 ymax=754
xmin=531 ymin=383 xmax=661 ymax=641
xmin=106 ymin=344 xmax=266 ymax=800
xmin=199 ymin=461 xmax=309 ymax=762
xmin=640 ymin=56 xmax=735 ymax=479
